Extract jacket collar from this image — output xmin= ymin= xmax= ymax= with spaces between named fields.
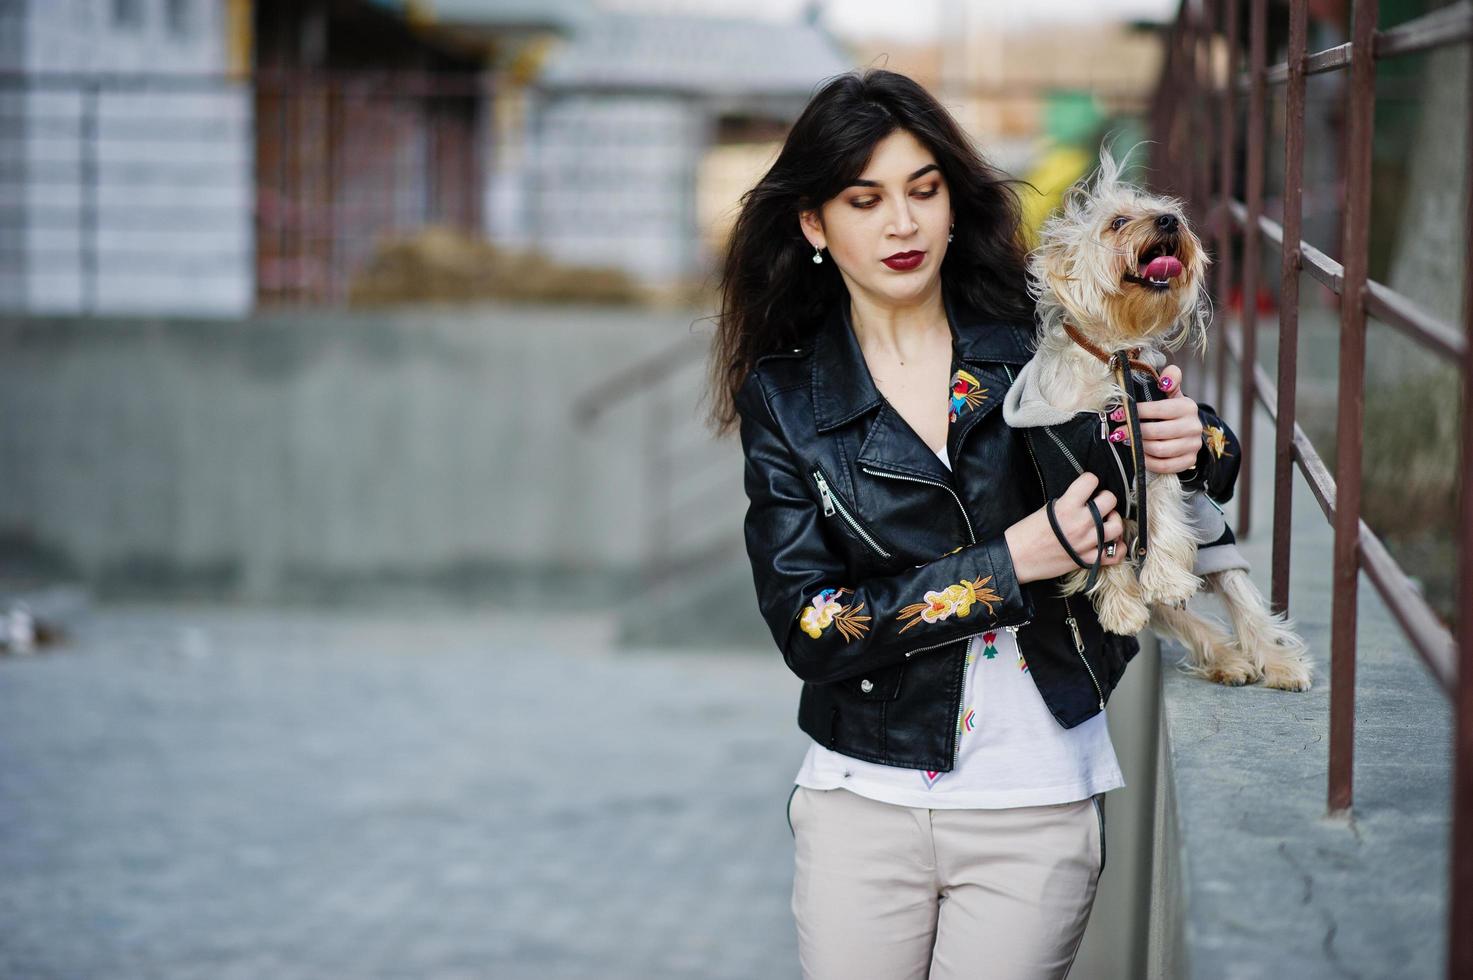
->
xmin=811 ymin=289 xmax=1033 ymax=433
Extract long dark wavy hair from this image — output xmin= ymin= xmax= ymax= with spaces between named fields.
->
xmin=706 ymin=68 xmax=1036 ymax=437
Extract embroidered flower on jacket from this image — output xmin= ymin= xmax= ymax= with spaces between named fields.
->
xmin=799 ymin=587 xmax=871 ymax=642
xmin=948 ymin=368 xmax=989 ymax=423
xmin=896 ymin=575 xmax=1002 ymax=633
xmin=1203 ymin=424 xmax=1231 ymax=459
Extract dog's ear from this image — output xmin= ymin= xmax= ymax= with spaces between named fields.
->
xmin=1033 ymin=225 xmax=1108 ymax=330
xmin=1034 ymin=231 xmax=1075 ymax=286
xmin=1059 ymin=175 xmax=1095 ymax=226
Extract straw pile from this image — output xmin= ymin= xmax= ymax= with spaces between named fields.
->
xmin=347 ymin=226 xmax=644 ymax=305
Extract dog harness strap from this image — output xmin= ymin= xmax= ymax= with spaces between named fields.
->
xmin=1111 ymin=352 xmax=1151 ymax=562
xmin=1061 ymin=321 xmax=1162 ymax=385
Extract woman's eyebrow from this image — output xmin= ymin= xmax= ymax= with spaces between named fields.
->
xmin=846 ymin=164 xmax=939 ymax=188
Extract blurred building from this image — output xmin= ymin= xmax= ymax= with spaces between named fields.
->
xmin=0 ymin=0 xmax=253 ymax=315
xmin=0 ymin=0 xmax=580 ymax=315
xmin=0 ymin=0 xmax=853 ymax=312
xmin=252 ymin=0 xmax=490 ymax=306
xmin=845 ymin=14 xmax=1166 ymax=240
xmin=510 ymin=9 xmax=850 ymax=287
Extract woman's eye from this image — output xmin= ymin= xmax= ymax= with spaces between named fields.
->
xmin=1110 ymin=216 xmax=1129 ymax=231
xmin=851 ymin=188 xmax=940 ymax=209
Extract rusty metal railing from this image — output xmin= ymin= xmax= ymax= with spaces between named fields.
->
xmin=1151 ymin=0 xmax=1473 ymax=974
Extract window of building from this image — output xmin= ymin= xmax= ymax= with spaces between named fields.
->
xmin=166 ymin=0 xmax=195 ymax=36
xmin=112 ymin=0 xmax=144 ymax=29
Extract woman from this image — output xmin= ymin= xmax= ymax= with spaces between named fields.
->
xmin=706 ymin=69 xmax=1241 ymax=980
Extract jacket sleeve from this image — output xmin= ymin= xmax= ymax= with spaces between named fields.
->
xmin=735 ymin=372 xmax=1035 ymax=686
xmin=1179 ymin=401 xmax=1241 ymax=505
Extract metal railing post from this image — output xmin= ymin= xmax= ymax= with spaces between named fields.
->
xmin=1327 ymin=0 xmax=1380 ymax=817
xmin=1214 ymin=0 xmax=1240 ymax=411
xmin=1237 ymin=0 xmax=1266 ymax=540
xmin=1270 ymin=0 xmax=1309 ymax=617
xmin=1189 ymin=0 xmax=1215 ymax=400
xmin=1448 ymin=12 xmax=1473 ymax=976
xmin=1194 ymin=0 xmax=1214 ymax=219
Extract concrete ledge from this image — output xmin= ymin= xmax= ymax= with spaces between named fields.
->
xmin=1148 ymin=404 xmax=1453 ymax=978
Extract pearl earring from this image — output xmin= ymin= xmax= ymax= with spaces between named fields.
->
xmin=812 ymin=245 xmax=824 ymax=264
xmin=948 ymin=225 xmax=954 ymax=242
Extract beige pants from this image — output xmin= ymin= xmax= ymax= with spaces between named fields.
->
xmin=787 ymin=784 xmax=1105 ymax=980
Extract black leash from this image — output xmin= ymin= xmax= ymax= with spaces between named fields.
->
xmin=1046 ymin=494 xmax=1107 ymax=592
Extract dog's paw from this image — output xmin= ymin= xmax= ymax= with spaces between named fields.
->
xmin=1203 ymin=657 xmax=1262 ymax=687
xmin=1259 ymin=651 xmax=1314 ymax=692
xmin=1140 ymin=562 xmax=1202 ymax=606
xmin=1096 ymin=595 xmax=1150 ymax=636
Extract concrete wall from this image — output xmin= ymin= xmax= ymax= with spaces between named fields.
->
xmin=1072 ymin=630 xmax=1164 ymax=979
xmin=1389 ymin=42 xmax=1466 ymax=328
xmin=0 ymin=304 xmax=737 ymax=603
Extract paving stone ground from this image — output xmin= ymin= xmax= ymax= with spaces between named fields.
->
xmin=0 ymin=604 xmax=808 ymax=980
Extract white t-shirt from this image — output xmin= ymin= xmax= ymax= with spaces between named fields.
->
xmin=792 ymin=443 xmax=1126 ymax=809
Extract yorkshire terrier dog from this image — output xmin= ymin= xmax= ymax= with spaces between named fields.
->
xmin=1002 ymin=148 xmax=1312 ymax=691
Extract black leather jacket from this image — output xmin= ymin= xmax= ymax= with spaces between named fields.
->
xmin=734 ymin=290 xmax=1241 ymax=772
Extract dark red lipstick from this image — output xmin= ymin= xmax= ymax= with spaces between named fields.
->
xmin=882 ymin=250 xmax=925 ymax=271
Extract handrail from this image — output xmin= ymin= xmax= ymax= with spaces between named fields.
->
xmin=571 ymin=332 xmax=708 ymax=426
xmin=1224 ymin=200 xmax=1467 ymax=362
xmin=567 ymin=328 xmax=744 ymax=584
xmin=1250 ymin=0 xmax=1473 ymax=86
xmin=1216 ymin=322 xmax=1458 ymax=691
xmin=1155 ymin=0 xmax=1473 ymax=975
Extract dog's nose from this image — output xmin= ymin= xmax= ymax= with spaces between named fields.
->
xmin=1156 ymin=213 xmax=1178 ymax=232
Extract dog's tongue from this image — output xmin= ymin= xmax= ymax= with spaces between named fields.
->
xmin=1142 ymin=255 xmax=1183 ymax=280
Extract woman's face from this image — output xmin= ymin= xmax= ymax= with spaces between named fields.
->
xmin=799 ymin=128 xmax=954 ymax=308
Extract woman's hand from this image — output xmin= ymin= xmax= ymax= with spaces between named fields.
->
xmin=1004 ymin=471 xmax=1126 ymax=584
xmin=1111 ymin=364 xmax=1203 ymax=475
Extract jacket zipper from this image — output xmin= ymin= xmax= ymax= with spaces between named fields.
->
xmin=1048 ymin=416 xmax=1135 ymax=525
xmin=860 ymin=466 xmax=976 ymax=544
xmin=1098 ymin=409 xmax=1136 ymax=522
xmin=952 ymin=646 xmax=967 ymax=770
xmin=1005 ymin=365 xmax=1105 ymax=710
xmin=910 ymin=626 xmax=986 ymax=768
xmin=1044 ymin=425 xmax=1084 ymax=475
xmin=900 ymin=629 xmax=987 ymax=659
xmin=865 ymin=461 xmax=996 ymax=770
xmin=945 ymin=621 xmax=1044 ymax=771
xmin=812 ymin=468 xmax=893 ymax=560
xmin=817 ymin=465 xmax=989 ymax=661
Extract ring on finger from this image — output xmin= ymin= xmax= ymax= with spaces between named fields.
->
xmin=1105 ymin=541 xmax=1117 ymax=558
